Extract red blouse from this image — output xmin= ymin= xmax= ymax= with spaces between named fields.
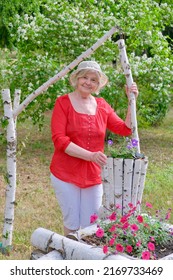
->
xmin=50 ymin=94 xmax=131 ymax=188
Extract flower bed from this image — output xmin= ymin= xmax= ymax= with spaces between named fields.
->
xmin=87 ymin=202 xmax=173 ymax=260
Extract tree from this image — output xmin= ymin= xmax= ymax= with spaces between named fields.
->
xmin=0 ymin=0 xmax=173 ymax=127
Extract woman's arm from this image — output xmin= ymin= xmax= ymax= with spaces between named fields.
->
xmin=65 ymin=142 xmax=107 ymax=166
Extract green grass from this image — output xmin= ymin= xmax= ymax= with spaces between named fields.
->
xmin=0 ymin=109 xmax=173 ymax=259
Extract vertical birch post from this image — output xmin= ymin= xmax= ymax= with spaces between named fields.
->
xmin=1 ymin=26 xmax=120 ymax=249
xmin=117 ymin=39 xmax=140 ymax=153
xmin=1 ymin=89 xmax=17 ymax=248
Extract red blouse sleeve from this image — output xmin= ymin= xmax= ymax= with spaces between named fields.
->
xmin=103 ymin=99 xmax=132 ymax=136
xmin=51 ymin=96 xmax=71 ymax=151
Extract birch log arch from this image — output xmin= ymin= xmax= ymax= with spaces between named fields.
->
xmin=0 ymin=25 xmax=147 ymax=252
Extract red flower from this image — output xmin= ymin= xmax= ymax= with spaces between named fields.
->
xmin=109 ymin=224 xmax=116 ymax=232
xmin=116 ymin=243 xmax=124 ymax=252
xmin=130 ymin=224 xmax=139 ymax=231
xmin=96 ymin=228 xmax=104 ymax=238
xmin=109 ymin=212 xmax=117 ymax=221
xmin=147 ymin=242 xmax=155 ymax=251
xmin=103 ymin=245 xmax=108 ymax=254
xmin=126 ymin=245 xmax=133 ymax=253
xmin=165 ymin=212 xmax=171 ymax=220
xmin=122 ymin=222 xmax=129 ymax=229
xmin=142 ymin=251 xmax=150 ymax=260
xmin=109 ymin=237 xmax=115 ymax=246
xmin=146 ymin=202 xmax=153 ymax=208
xmin=136 ymin=241 xmax=141 ymax=247
xmin=90 ymin=214 xmax=98 ymax=224
xmin=120 ymin=216 xmax=128 ymax=224
xmin=128 ymin=203 xmax=134 ymax=208
xmin=137 ymin=215 xmax=143 ymax=223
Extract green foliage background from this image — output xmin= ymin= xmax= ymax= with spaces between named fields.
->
xmin=0 ymin=0 xmax=173 ymax=127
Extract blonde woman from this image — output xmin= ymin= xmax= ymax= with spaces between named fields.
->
xmin=50 ymin=61 xmax=138 ymax=236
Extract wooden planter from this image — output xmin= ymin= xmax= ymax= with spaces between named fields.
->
xmin=100 ymin=157 xmax=148 ymax=217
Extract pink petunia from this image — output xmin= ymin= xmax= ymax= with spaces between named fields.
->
xmin=146 ymin=202 xmax=153 ymax=208
xmin=103 ymin=245 xmax=108 ymax=254
xmin=116 ymin=243 xmax=124 ymax=253
xmin=96 ymin=228 xmax=104 ymax=238
xmin=115 ymin=204 xmax=121 ymax=209
xmin=165 ymin=212 xmax=171 ymax=220
xmin=109 ymin=224 xmax=116 ymax=232
xmin=128 ymin=203 xmax=134 ymax=209
xmin=137 ymin=215 xmax=143 ymax=223
xmin=147 ymin=242 xmax=155 ymax=251
xmin=109 ymin=237 xmax=115 ymax=246
xmin=122 ymin=222 xmax=129 ymax=229
xmin=136 ymin=241 xmax=141 ymax=247
xmin=126 ymin=245 xmax=133 ymax=253
xmin=130 ymin=224 xmax=139 ymax=231
xmin=109 ymin=212 xmax=117 ymax=221
xmin=120 ymin=216 xmax=128 ymax=224
xmin=90 ymin=213 xmax=98 ymax=224
xmin=142 ymin=250 xmax=150 ymax=260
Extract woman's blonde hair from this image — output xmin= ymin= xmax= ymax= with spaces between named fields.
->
xmin=70 ymin=69 xmax=101 ymax=94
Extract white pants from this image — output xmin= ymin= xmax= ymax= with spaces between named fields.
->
xmin=50 ymin=174 xmax=103 ymax=230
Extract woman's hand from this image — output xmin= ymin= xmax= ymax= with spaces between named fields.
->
xmin=91 ymin=151 xmax=107 ymax=167
xmin=125 ymin=82 xmax=139 ymax=99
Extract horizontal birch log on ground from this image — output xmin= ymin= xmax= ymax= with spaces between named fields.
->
xmin=31 ymin=227 xmax=134 ymax=260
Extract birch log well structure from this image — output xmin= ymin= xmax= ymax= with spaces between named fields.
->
xmin=1 ymin=26 xmax=121 ymax=251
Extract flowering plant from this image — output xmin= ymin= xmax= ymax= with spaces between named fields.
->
xmin=90 ymin=202 xmax=173 ymax=260
xmin=106 ymin=137 xmax=144 ymax=159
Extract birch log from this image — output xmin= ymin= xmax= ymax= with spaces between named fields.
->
xmin=13 ymin=26 xmax=120 ymax=119
xmin=117 ymin=39 xmax=140 ymax=153
xmin=31 ymin=227 xmax=133 ymax=260
xmin=1 ymin=89 xmax=16 ymax=248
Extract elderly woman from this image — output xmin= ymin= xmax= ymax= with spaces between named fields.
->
xmin=50 ymin=60 xmax=138 ymax=236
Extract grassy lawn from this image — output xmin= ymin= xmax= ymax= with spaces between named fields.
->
xmin=0 ymin=109 xmax=173 ymax=260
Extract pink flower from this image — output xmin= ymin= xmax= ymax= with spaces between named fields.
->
xmin=142 ymin=251 xmax=150 ymax=260
xmin=109 ymin=238 xmax=115 ymax=246
xmin=103 ymin=245 xmax=108 ymax=254
xmin=109 ymin=224 xmax=116 ymax=232
xmin=90 ymin=214 xmax=98 ymax=224
xmin=115 ymin=204 xmax=121 ymax=209
xmin=116 ymin=243 xmax=124 ymax=253
xmin=122 ymin=222 xmax=129 ymax=229
xmin=136 ymin=241 xmax=141 ymax=247
xmin=146 ymin=202 xmax=153 ymax=208
xmin=126 ymin=245 xmax=133 ymax=253
xmin=109 ymin=212 xmax=117 ymax=221
xmin=165 ymin=212 xmax=171 ymax=220
xmin=120 ymin=216 xmax=128 ymax=224
xmin=137 ymin=215 xmax=143 ymax=223
xmin=128 ymin=203 xmax=134 ymax=209
xmin=147 ymin=242 xmax=155 ymax=251
xmin=150 ymin=236 xmax=155 ymax=242
xmin=96 ymin=228 xmax=104 ymax=238
xmin=130 ymin=224 xmax=139 ymax=231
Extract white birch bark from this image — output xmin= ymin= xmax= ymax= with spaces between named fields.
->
xmin=123 ymin=159 xmax=134 ymax=213
xmin=1 ymin=89 xmax=16 ymax=248
xmin=13 ymin=26 xmax=120 ymax=119
xmin=113 ymin=158 xmax=124 ymax=215
xmin=137 ymin=157 xmax=149 ymax=211
xmin=117 ymin=39 xmax=140 ymax=153
xmin=101 ymin=157 xmax=114 ymax=209
xmin=131 ymin=159 xmax=142 ymax=206
xmin=31 ymin=227 xmax=133 ymax=260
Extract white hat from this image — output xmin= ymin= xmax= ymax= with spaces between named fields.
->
xmin=69 ymin=61 xmax=108 ymax=89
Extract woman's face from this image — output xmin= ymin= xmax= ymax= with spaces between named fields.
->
xmin=76 ymin=71 xmax=100 ymax=96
